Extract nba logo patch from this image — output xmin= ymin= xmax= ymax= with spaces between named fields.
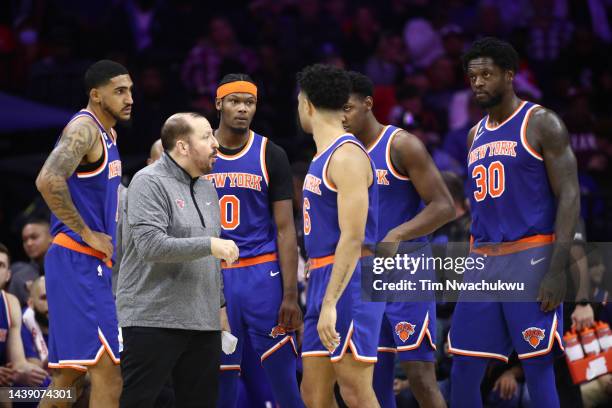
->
xmin=522 ymin=327 xmax=546 ymax=348
xmin=395 ymin=322 xmax=416 ymax=343
xmin=176 ymin=199 xmax=185 ymax=209
xmin=269 ymin=325 xmax=286 ymax=338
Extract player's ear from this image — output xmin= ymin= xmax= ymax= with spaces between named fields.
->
xmin=215 ymin=98 xmax=223 ymax=112
xmin=90 ymin=88 xmax=101 ymax=103
xmin=306 ymin=99 xmax=315 ymax=116
xmin=506 ymin=69 xmax=515 ymax=83
xmin=365 ymin=96 xmax=374 ymax=111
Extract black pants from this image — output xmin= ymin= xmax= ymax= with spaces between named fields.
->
xmin=120 ymin=327 xmax=221 ymax=408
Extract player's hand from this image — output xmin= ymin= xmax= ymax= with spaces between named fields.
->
xmin=82 ymin=229 xmax=113 ymax=263
xmin=317 ymin=302 xmax=340 ymax=353
xmin=376 ymin=231 xmax=401 ymax=258
xmin=0 ymin=365 xmax=16 ymax=386
xmin=220 ymin=306 xmax=231 ymax=332
xmin=492 ymin=371 xmax=518 ymax=400
xmin=571 ymin=304 xmax=594 ymax=331
xmin=537 ymin=270 xmax=566 ymax=312
xmin=211 ymin=238 xmax=239 ymax=265
xmin=13 ymin=362 xmax=48 ymax=386
xmin=278 ymin=294 xmax=303 ymax=331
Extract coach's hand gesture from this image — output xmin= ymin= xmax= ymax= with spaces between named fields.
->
xmin=211 ymin=238 xmax=239 ymax=265
xmin=82 ymin=228 xmax=113 ymax=262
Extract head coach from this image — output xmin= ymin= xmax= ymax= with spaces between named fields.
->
xmin=116 ymin=112 xmax=238 ymax=408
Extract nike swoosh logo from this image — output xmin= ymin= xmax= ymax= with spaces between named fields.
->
xmin=531 ymin=257 xmax=546 ymax=266
xmin=270 ymin=271 xmax=280 ymax=277
xmin=106 ymin=142 xmax=114 ymax=149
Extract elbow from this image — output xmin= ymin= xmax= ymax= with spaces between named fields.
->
xmin=35 ymin=173 xmax=47 ymax=195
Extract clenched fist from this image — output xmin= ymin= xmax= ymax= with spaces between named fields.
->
xmin=211 ymin=238 xmax=239 ymax=265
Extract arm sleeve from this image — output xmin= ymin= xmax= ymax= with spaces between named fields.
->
xmin=265 ymin=140 xmax=294 ymax=202
xmin=127 ymin=175 xmax=212 ymax=263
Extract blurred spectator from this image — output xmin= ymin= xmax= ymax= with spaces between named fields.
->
xmin=403 ymin=18 xmax=444 ymax=69
xmin=8 ymin=219 xmax=51 ymax=307
xmin=389 ymin=84 xmax=440 ymax=137
xmin=364 ymin=33 xmax=407 ymax=86
xmin=342 ymin=6 xmax=381 ymax=68
xmin=22 ymin=276 xmax=48 ymax=368
xmin=181 ymin=17 xmax=258 ymax=97
xmin=440 ymin=24 xmax=468 ymax=87
xmin=26 ymin=21 xmax=90 ymax=108
xmin=105 ymin=0 xmax=160 ymax=55
xmin=563 ymin=88 xmax=609 ymax=175
xmin=443 ymin=95 xmax=483 ymax=176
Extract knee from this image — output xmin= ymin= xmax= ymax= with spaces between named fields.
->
xmin=301 ymin=380 xmax=332 ymax=408
xmin=51 ymin=369 xmax=84 ymax=388
xmin=106 ymin=373 xmax=123 ymax=397
xmin=337 ymin=380 xmax=365 ymax=407
xmin=406 ymin=368 xmax=437 ymax=396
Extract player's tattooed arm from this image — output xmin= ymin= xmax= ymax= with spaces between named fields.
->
xmin=36 ymin=118 xmax=99 ymax=236
xmin=385 ymin=130 xmax=454 ymax=242
xmin=529 ymin=108 xmax=579 ymax=311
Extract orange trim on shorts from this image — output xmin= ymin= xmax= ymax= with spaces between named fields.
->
xmin=48 ymin=363 xmax=88 ymax=372
xmin=260 ymin=335 xmax=298 ymax=362
xmin=221 ymin=252 xmax=277 ymax=269
xmin=307 ymin=248 xmax=374 ymax=270
xmin=52 ymin=233 xmax=112 ymax=268
xmin=470 ymin=234 xmax=554 ymax=256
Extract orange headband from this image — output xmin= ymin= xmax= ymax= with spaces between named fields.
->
xmin=216 ymin=81 xmax=258 ymax=99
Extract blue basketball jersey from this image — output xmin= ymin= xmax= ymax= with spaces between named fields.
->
xmin=0 ymin=291 xmax=12 ymax=365
xmin=367 ymin=125 xmax=426 ymax=241
xmin=467 ymin=101 xmax=556 ymax=244
xmin=49 ymin=110 xmax=122 ymax=261
xmin=204 ymin=131 xmax=276 ymax=258
xmin=303 ymin=134 xmax=378 ymax=258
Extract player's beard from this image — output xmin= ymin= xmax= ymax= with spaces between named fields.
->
xmin=476 ymin=90 xmax=503 ymax=109
xmin=34 ymin=309 xmax=49 ymax=329
xmin=102 ymin=100 xmax=132 ymax=125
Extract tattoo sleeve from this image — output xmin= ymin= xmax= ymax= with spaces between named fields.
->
xmin=36 ymin=119 xmax=99 ymax=236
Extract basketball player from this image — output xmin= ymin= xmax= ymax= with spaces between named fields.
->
xmin=0 ymin=244 xmax=48 ymax=389
xmin=298 ymin=64 xmax=385 ymax=408
xmin=36 ymin=60 xmax=133 ymax=408
xmin=344 ymin=71 xmax=453 ymax=408
xmin=448 ymin=38 xmax=579 ymax=407
xmin=204 ymin=74 xmax=303 ymax=407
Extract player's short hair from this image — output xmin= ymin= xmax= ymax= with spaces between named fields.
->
xmin=23 ymin=217 xmax=50 ymax=228
xmin=0 ymin=243 xmax=10 ymax=264
xmin=347 ymin=71 xmax=374 ymax=98
xmin=160 ymin=112 xmax=205 ymax=151
xmin=84 ymin=60 xmax=129 ymax=94
xmin=462 ymin=37 xmax=519 ymax=73
xmin=218 ymin=73 xmax=255 ymax=87
xmin=297 ymin=64 xmax=350 ymax=110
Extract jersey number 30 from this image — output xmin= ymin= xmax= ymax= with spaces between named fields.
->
xmin=472 ymin=161 xmax=505 ymax=201
xmin=220 ymin=195 xmax=240 ymax=230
